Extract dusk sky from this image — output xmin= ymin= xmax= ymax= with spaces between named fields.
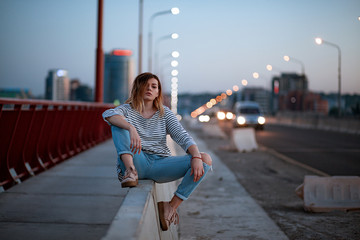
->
xmin=1 ymin=0 xmax=359 ymax=96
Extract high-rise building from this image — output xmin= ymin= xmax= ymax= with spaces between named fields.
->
xmin=270 ymin=73 xmax=308 ymax=114
xmin=45 ymin=69 xmax=70 ymax=101
xmin=104 ymin=49 xmax=134 ymax=104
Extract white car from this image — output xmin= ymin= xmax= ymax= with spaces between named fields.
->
xmin=233 ymin=101 xmax=265 ymax=130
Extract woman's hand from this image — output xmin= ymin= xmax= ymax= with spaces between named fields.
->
xmin=129 ymin=125 xmax=141 ymax=154
xmin=190 ymin=157 xmax=204 ymax=182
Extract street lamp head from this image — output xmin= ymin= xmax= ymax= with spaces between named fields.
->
xmin=283 ymin=55 xmax=290 ymax=62
xmin=171 ymin=33 xmax=179 ymax=39
xmin=171 ymin=7 xmax=180 ymax=15
xmin=172 ymin=51 xmax=180 ymax=58
xmin=266 ymin=64 xmax=273 ymax=71
xmin=241 ymin=79 xmax=248 ymax=86
xmin=171 ymin=60 xmax=179 ymax=67
xmin=253 ymin=72 xmax=259 ymax=79
xmin=171 ymin=69 xmax=179 ymax=76
xmin=315 ymin=37 xmax=323 ymax=45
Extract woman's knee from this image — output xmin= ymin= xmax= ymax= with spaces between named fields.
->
xmin=111 ymin=125 xmax=130 ymax=141
xmin=200 ymin=152 xmax=212 ymax=166
xmin=111 ymin=125 xmax=127 ymax=135
xmin=111 ymin=126 xmax=132 ymax=154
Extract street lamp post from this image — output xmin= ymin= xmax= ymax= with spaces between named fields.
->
xmin=138 ymin=0 xmax=144 ymax=74
xmin=283 ymin=55 xmax=305 ymax=75
xmin=315 ymin=37 xmax=342 ymax=116
xmin=148 ymin=7 xmax=179 ymax=72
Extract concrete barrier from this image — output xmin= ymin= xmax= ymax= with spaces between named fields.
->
xmin=103 ymin=136 xmax=180 ymax=240
xmin=296 ymin=175 xmax=360 ymax=212
xmin=231 ymin=128 xmax=258 ymax=152
xmin=102 ymin=180 xmax=178 ymax=240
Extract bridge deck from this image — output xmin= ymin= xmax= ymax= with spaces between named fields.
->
xmin=0 ymin=139 xmax=126 ymax=240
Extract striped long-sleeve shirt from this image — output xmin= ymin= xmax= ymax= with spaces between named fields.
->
xmin=102 ymin=104 xmax=196 ymax=156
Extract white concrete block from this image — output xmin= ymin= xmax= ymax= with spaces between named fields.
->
xmin=298 ymin=175 xmax=360 ymax=212
xmin=232 ymin=128 xmax=258 ymax=152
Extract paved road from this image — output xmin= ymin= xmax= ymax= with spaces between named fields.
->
xmin=255 ymin=124 xmax=360 ymax=176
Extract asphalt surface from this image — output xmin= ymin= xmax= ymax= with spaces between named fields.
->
xmin=255 ymin=124 xmax=360 ymax=176
xmin=192 ymin=121 xmax=360 ymax=240
xmin=178 ymin=121 xmax=288 ymax=240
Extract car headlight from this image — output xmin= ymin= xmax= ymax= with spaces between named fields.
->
xmin=258 ymin=116 xmax=266 ymax=125
xmin=237 ymin=116 xmax=246 ymax=125
xmin=217 ymin=111 xmax=226 ymax=120
xmin=226 ymin=112 xmax=234 ymax=120
xmin=198 ymin=115 xmax=210 ymax=122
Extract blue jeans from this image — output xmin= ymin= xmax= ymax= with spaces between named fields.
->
xmin=111 ymin=125 xmax=210 ymax=200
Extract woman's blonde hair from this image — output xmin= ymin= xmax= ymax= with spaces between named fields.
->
xmin=125 ymin=72 xmax=164 ymax=116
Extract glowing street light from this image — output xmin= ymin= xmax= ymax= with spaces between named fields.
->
xmin=171 ymin=60 xmax=179 ymax=67
xmin=241 ymin=79 xmax=248 ymax=86
xmin=171 ymin=76 xmax=179 ymax=113
xmin=171 ymin=69 xmax=179 ymax=76
xmin=171 ymin=33 xmax=179 ymax=39
xmin=172 ymin=51 xmax=180 ymax=58
xmin=315 ymin=38 xmax=323 ymax=45
xmin=148 ymin=7 xmax=180 ymax=72
xmin=315 ymin=37 xmax=342 ymax=116
xmin=171 ymin=7 xmax=180 ymax=15
xmin=252 ymin=72 xmax=259 ymax=79
xmin=266 ymin=64 xmax=283 ymax=73
xmin=283 ymin=55 xmax=305 ymax=75
xmin=266 ymin=64 xmax=273 ymax=71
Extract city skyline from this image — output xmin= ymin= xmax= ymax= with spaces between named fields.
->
xmin=1 ymin=0 xmax=359 ymax=97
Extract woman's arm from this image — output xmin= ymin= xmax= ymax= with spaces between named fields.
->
xmin=106 ymin=115 xmax=142 ymax=154
xmin=106 ymin=115 xmax=132 ymax=130
xmin=187 ymin=144 xmax=204 ymax=182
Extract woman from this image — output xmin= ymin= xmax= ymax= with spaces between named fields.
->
xmin=102 ymin=72 xmax=212 ymax=231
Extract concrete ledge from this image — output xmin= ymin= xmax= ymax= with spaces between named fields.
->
xmin=102 ymin=180 xmax=178 ymax=240
xmin=103 ymin=136 xmax=181 ymax=240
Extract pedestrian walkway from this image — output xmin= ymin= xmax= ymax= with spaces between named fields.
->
xmin=0 ymin=121 xmax=289 ymax=240
xmin=0 ymin=139 xmax=127 ymax=240
xmin=177 ymin=125 xmax=288 ymax=240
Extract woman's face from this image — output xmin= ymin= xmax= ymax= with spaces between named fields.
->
xmin=143 ymin=78 xmax=159 ymax=102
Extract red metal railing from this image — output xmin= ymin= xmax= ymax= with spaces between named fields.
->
xmin=0 ymin=98 xmax=114 ymax=190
